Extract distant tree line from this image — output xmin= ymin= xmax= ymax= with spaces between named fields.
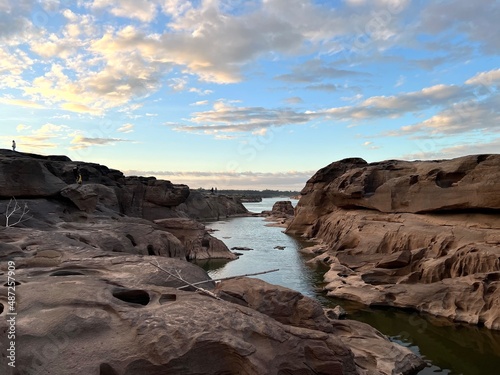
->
xmin=196 ymin=188 xmax=300 ymax=198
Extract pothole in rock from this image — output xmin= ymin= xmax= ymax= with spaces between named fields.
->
xmin=100 ymin=363 xmax=119 ymax=375
xmin=159 ymin=294 xmax=177 ymax=304
xmin=50 ymin=270 xmax=85 ymax=277
xmin=112 ymin=289 xmax=150 ymax=306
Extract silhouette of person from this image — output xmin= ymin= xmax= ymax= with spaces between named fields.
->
xmin=211 ymin=187 xmax=214 ymax=194
xmin=73 ymin=166 xmax=82 ymax=184
xmin=12 ymin=140 xmax=16 ymax=151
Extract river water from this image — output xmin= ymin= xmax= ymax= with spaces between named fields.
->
xmin=198 ymin=198 xmax=500 ymax=375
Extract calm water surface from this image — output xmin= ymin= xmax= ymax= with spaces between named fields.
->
xmin=198 ymin=198 xmax=500 ymax=375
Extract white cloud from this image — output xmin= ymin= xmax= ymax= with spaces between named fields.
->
xmin=465 ymin=68 xmax=500 ymax=87
xmin=117 ymin=123 xmax=134 ymax=133
xmin=417 ymin=0 xmax=500 ymax=53
xmin=90 ymin=0 xmax=158 ymax=22
xmin=16 ymin=124 xmax=31 ymax=132
xmin=191 ymin=100 xmax=209 ymax=106
xmin=70 ymin=134 xmax=131 ymax=150
xmin=0 ymin=97 xmax=45 ymax=109
xmin=326 ymin=84 xmax=465 ymax=120
xmin=172 ymin=101 xmax=315 ymax=135
xmin=3 ymin=123 xmax=71 ymax=152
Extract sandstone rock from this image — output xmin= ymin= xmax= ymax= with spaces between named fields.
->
xmin=155 ymin=218 xmax=237 ymax=260
xmin=261 ymin=200 xmax=295 ymax=228
xmin=287 ymin=155 xmax=500 ymax=330
xmin=325 ymin=305 xmax=347 ymax=320
xmin=177 ymin=192 xmax=249 ymax=221
xmin=217 ymin=277 xmax=334 ymax=333
xmin=0 ymin=150 xmax=428 ymax=374
xmin=271 ymin=200 xmax=295 ymax=216
xmin=0 ymin=218 xmax=188 ymax=264
xmin=216 ymin=278 xmax=424 ymax=375
xmin=0 ymin=153 xmax=66 ymax=197
xmin=0 ymin=150 xmax=244 ymax=223
xmin=0 ymin=254 xmax=424 ymax=375
xmin=292 ymin=155 xmax=500 ymax=215
xmin=119 ymin=176 xmax=190 ymax=219
xmin=60 ymin=184 xmax=99 ymax=212
xmin=231 ymin=246 xmax=254 ymax=251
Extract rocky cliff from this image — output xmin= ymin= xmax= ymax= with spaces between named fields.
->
xmin=0 ymin=149 xmax=248 ymax=221
xmin=287 ymin=155 xmax=500 ymax=330
xmin=0 ymin=150 xmax=426 ymax=374
xmin=0 ymin=149 xmax=248 ymax=260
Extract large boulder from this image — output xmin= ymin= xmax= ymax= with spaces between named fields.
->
xmin=119 ymin=177 xmax=190 ymax=219
xmin=0 ymin=153 xmax=66 ymax=197
xmin=216 ymin=278 xmax=425 ymax=375
xmin=154 ymin=218 xmax=237 ymax=260
xmin=177 ymin=192 xmax=249 ymax=220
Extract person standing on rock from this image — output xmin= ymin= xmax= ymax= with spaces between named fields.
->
xmin=73 ymin=166 xmax=82 ymax=184
xmin=12 ymin=140 xmax=16 ymax=151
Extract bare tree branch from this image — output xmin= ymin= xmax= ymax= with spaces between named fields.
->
xmin=150 ymin=261 xmax=222 ymax=300
xmin=4 ymin=197 xmax=33 ymax=227
xmin=177 ymin=269 xmax=280 ymax=290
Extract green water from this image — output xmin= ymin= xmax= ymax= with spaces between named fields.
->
xmin=198 ymin=199 xmax=500 ymax=375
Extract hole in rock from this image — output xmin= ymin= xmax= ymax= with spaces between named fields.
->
xmin=100 ymin=363 xmax=119 ymax=375
xmin=126 ymin=234 xmax=137 ymax=247
xmin=112 ymin=289 xmax=150 ymax=306
xmin=3 ymin=281 xmax=21 ymax=287
xmin=486 ymin=272 xmax=500 ymax=282
xmin=435 ymin=171 xmax=466 ymax=188
xmin=50 ymin=270 xmax=85 ymax=277
xmin=159 ymin=294 xmax=177 ymax=304
xmin=147 ymin=245 xmax=155 ymax=256
xmin=477 ymin=154 xmax=489 ymax=164
xmin=0 ymin=303 xmax=4 ymax=315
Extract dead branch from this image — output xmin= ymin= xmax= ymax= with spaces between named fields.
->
xmin=177 ymin=268 xmax=280 ymax=290
xmin=150 ymin=261 xmax=222 ymax=300
xmin=4 ymin=197 xmax=33 ymax=227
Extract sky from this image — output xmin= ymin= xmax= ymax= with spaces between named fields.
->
xmin=1 ymin=0 xmax=499 ymax=190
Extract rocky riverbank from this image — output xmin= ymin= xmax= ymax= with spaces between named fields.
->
xmin=0 ymin=150 xmax=425 ymax=374
xmin=287 ymin=155 xmax=500 ymax=330
xmin=260 ymin=200 xmax=295 ymax=227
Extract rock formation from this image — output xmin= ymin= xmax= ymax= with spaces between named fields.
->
xmin=0 ymin=253 xmax=424 ymax=375
xmin=261 ymin=200 xmax=295 ymax=227
xmin=0 ymin=149 xmax=426 ymax=374
xmin=287 ymin=155 xmax=500 ymax=330
xmin=154 ymin=218 xmax=238 ymax=260
xmin=0 ymin=149 xmax=248 ymax=222
xmin=0 ymin=150 xmax=247 ymax=260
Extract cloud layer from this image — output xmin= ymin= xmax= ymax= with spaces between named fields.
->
xmin=0 ymin=0 xmax=498 ymax=188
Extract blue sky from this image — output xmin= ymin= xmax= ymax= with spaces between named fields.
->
xmin=1 ymin=0 xmax=499 ymax=190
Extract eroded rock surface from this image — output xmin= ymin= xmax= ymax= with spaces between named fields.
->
xmin=0 ymin=256 xmax=424 ymax=375
xmin=155 ymin=218 xmax=237 ymax=260
xmin=287 ymin=155 xmax=500 ymax=329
